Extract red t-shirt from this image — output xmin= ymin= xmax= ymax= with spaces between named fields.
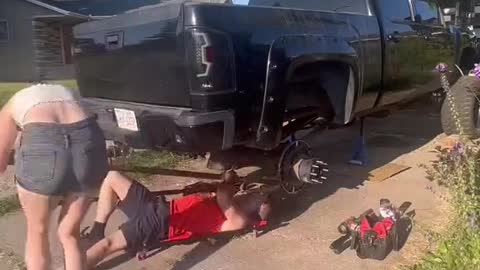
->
xmin=167 ymin=194 xmax=227 ymax=242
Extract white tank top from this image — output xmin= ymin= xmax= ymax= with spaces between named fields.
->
xmin=10 ymin=84 xmax=78 ymax=127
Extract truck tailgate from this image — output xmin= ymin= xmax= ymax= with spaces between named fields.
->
xmin=73 ymin=3 xmax=190 ymax=107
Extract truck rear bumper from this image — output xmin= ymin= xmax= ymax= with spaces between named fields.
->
xmin=81 ymin=98 xmax=235 ymax=152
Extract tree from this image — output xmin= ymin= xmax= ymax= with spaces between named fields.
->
xmin=436 ymin=0 xmax=471 ymax=8
xmin=437 ymin=0 xmax=475 ymax=11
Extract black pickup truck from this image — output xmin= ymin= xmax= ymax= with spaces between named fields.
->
xmin=72 ymin=0 xmax=475 ymax=153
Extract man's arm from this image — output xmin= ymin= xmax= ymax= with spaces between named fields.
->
xmin=183 ymin=180 xmax=249 ymax=231
xmin=216 ymin=183 xmax=248 ymax=232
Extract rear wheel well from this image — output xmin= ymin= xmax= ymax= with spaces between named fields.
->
xmin=278 ymin=61 xmax=351 ymax=138
xmin=285 ymin=61 xmax=350 ymax=121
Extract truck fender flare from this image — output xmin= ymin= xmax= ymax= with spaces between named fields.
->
xmin=286 ymin=54 xmax=359 ymax=125
xmin=255 ymin=34 xmax=360 ymax=149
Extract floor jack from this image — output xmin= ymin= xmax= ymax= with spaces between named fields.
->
xmin=349 ymin=118 xmax=368 ymax=166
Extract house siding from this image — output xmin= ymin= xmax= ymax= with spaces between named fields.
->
xmin=33 ymin=20 xmax=75 ymax=80
xmin=0 ymin=0 xmax=59 ymax=81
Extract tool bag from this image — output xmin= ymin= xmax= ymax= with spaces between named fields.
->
xmin=355 ymin=216 xmax=396 ymax=260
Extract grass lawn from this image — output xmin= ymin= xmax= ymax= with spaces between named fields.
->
xmin=0 ymin=195 xmax=20 ymax=217
xmin=112 ymin=150 xmax=191 ymax=185
xmin=0 ymin=80 xmax=78 ymax=106
xmin=114 ymin=150 xmax=187 ymax=170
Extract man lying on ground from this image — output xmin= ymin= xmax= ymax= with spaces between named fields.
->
xmin=84 ymin=171 xmax=272 ymax=268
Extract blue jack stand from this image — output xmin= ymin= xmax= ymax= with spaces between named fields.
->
xmin=349 ymin=118 xmax=368 ymax=166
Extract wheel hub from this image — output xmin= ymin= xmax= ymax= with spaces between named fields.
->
xmin=278 ymin=140 xmax=328 ymax=194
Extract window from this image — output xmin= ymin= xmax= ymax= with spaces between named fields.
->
xmin=378 ymin=0 xmax=412 ymax=21
xmin=0 ymin=20 xmax=8 ymax=41
xmin=232 ymin=0 xmax=249 ymax=4
xmin=415 ymin=0 xmax=440 ymax=24
xmin=248 ymin=0 xmax=368 ymax=15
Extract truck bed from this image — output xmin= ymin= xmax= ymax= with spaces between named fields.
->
xmin=74 ymin=3 xmax=189 ymax=107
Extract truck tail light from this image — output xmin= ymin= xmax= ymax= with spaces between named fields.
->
xmin=192 ymin=32 xmax=213 ymax=77
xmin=186 ymin=29 xmax=236 ymax=108
xmin=204 ymin=46 xmax=215 ymax=64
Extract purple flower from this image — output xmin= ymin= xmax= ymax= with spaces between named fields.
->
xmin=436 ymin=63 xmax=449 ymax=74
xmin=474 ymin=64 xmax=480 ymax=80
xmin=451 ymin=142 xmax=465 ymax=156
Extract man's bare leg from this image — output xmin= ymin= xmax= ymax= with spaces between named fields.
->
xmin=86 ymin=229 xmax=128 ymax=269
xmin=88 ymin=171 xmax=134 ymax=241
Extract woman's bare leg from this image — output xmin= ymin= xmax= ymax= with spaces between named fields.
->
xmin=57 ymin=193 xmax=91 ymax=270
xmin=17 ymin=184 xmax=60 ymax=270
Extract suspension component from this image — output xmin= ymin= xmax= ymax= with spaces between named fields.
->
xmin=278 ymin=140 xmax=328 ymax=194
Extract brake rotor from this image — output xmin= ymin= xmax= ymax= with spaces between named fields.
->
xmin=277 ymin=140 xmax=312 ymax=194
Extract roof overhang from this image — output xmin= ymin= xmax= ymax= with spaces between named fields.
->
xmin=32 ymin=14 xmax=88 ymax=23
xmin=24 ymin=0 xmax=97 ymax=20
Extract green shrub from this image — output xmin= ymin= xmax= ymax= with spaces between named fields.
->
xmin=410 ymin=67 xmax=480 ymax=269
xmin=410 ymin=229 xmax=480 ymax=270
xmin=411 ymin=139 xmax=480 ymax=270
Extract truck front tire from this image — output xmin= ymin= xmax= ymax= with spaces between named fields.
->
xmin=441 ymin=76 xmax=480 ymax=138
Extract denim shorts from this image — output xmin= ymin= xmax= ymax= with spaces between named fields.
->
xmin=15 ymin=116 xmax=109 ymax=196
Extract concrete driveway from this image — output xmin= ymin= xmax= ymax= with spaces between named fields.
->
xmin=0 ymin=99 xmax=449 ymax=270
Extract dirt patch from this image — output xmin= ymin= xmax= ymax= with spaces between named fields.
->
xmin=0 ymin=167 xmax=17 ymax=201
xmin=0 ymin=247 xmax=25 ymax=270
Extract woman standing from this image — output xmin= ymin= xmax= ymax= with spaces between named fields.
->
xmin=0 ymin=83 xmax=109 ymax=270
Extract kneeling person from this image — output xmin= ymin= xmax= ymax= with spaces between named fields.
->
xmin=85 ymin=171 xmax=271 ymax=267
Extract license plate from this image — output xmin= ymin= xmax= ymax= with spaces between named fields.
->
xmin=114 ymin=108 xmax=139 ymax=131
